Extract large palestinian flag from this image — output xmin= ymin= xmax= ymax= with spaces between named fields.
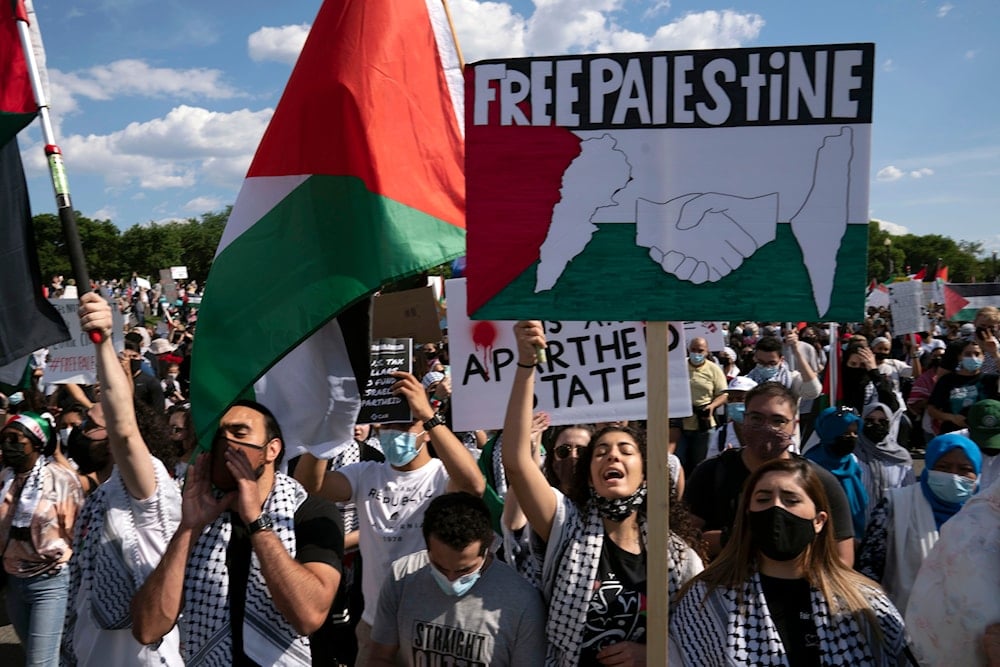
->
xmin=0 ymin=0 xmax=35 ymax=145
xmin=190 ymin=0 xmax=465 ymax=455
xmin=944 ymin=283 xmax=1000 ymax=321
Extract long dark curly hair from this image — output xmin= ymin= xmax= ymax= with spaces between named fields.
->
xmin=132 ymin=399 xmax=178 ymax=475
xmin=570 ymin=424 xmax=707 ymax=562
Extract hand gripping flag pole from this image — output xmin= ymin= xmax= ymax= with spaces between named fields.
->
xmin=14 ymin=0 xmax=101 ymax=343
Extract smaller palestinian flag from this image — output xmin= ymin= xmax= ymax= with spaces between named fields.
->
xmin=944 ymin=283 xmax=1000 ymax=321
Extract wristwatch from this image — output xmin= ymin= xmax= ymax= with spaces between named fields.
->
xmin=423 ymin=413 xmax=446 ymax=431
xmin=248 ymin=512 xmax=273 ymax=535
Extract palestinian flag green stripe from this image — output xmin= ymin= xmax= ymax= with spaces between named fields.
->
xmin=192 ymin=174 xmax=464 ymax=435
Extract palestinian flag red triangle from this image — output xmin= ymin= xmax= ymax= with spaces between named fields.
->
xmin=944 ymin=284 xmax=970 ymax=320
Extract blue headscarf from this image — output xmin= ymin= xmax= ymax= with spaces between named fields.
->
xmin=920 ymin=433 xmax=983 ymax=529
xmin=805 ymin=406 xmax=869 ymax=538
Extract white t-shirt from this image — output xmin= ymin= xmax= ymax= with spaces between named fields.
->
xmin=72 ymin=461 xmax=183 ymax=666
xmin=339 ymin=458 xmax=450 ymax=624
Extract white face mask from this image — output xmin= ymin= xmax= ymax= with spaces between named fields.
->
xmin=58 ymin=427 xmax=72 ymax=447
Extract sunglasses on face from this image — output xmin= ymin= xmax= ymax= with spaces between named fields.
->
xmin=553 ymin=444 xmax=587 ymax=460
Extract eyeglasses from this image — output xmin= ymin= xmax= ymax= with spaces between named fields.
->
xmin=554 ymin=444 xmax=587 ymax=460
xmin=744 ymin=413 xmax=793 ymax=429
xmin=214 ymin=433 xmax=268 ymax=451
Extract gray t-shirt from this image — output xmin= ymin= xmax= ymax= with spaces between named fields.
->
xmin=372 ymin=550 xmax=546 ymax=667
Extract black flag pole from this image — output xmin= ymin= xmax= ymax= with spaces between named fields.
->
xmin=15 ymin=1 xmax=102 ymax=343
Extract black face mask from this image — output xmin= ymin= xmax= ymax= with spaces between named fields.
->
xmin=927 ymin=357 xmax=941 ymax=368
xmin=874 ymin=353 xmax=888 ymax=363
xmin=67 ymin=428 xmax=111 ymax=475
xmin=1 ymin=436 xmax=31 ymax=472
xmin=129 ymin=359 xmax=142 ymax=375
xmin=830 ymin=434 xmax=858 ymax=457
xmin=748 ymin=505 xmax=819 ymax=561
xmin=864 ymin=423 xmax=890 ymax=443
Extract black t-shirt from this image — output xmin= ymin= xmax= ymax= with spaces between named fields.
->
xmin=683 ymin=449 xmax=855 ymax=541
xmin=759 ymin=574 xmax=821 ymax=667
xmin=929 ymin=372 xmax=984 ymax=432
xmin=578 ymin=537 xmax=647 ymax=667
xmin=228 ymin=494 xmax=345 ymax=666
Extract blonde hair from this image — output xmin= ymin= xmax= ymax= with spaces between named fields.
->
xmin=679 ymin=458 xmax=883 ymax=638
xmin=976 ymin=306 xmax=1000 ymax=327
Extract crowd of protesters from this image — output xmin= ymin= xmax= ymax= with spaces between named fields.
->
xmin=0 ymin=284 xmax=999 ymax=666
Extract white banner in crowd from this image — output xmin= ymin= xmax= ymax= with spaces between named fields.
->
xmin=889 ymin=281 xmax=929 ymax=335
xmin=683 ymin=321 xmax=726 ymax=351
xmin=44 ymin=299 xmax=125 ymax=385
xmin=447 ymin=278 xmax=692 ymax=431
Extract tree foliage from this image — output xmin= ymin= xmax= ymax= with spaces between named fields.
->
xmin=867 ymin=221 xmax=990 ymax=283
xmin=33 ymin=207 xmax=231 ymax=285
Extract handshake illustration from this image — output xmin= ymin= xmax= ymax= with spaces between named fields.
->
xmin=636 ymin=192 xmax=780 ymax=284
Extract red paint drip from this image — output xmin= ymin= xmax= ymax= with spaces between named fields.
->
xmin=472 ymin=321 xmax=498 ymax=381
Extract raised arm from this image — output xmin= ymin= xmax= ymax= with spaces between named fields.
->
xmin=501 ymin=321 xmax=558 ymax=542
xmin=79 ymin=292 xmax=155 ymax=500
xmin=391 ymin=371 xmax=485 ymax=496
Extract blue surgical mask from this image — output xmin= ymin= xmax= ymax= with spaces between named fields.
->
xmin=726 ymin=403 xmax=746 ymax=424
xmin=378 ymin=430 xmax=424 ymax=467
xmin=961 ymin=356 xmax=984 ymax=372
xmin=926 ymin=470 xmax=977 ymax=505
xmin=429 ymin=560 xmax=483 ymax=597
xmin=689 ymin=353 xmax=705 ymax=365
xmin=755 ymin=365 xmax=779 ymax=380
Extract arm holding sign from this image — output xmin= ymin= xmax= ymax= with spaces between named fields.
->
xmin=502 ymin=321 xmax=558 ymax=542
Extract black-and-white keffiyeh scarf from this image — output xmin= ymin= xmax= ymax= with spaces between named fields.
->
xmin=746 ymin=362 xmax=793 ymax=388
xmin=670 ymin=570 xmax=908 ymax=666
xmin=592 ymin=483 xmax=647 ymax=522
xmin=0 ymin=456 xmax=45 ymax=528
xmin=182 ymin=473 xmax=311 ymax=666
xmin=62 ymin=458 xmax=180 ymax=665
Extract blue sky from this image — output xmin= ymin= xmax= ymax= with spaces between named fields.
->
xmin=20 ymin=0 xmax=999 ymax=253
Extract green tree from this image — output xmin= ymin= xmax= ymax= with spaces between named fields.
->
xmin=32 ymin=212 xmax=122 ymax=282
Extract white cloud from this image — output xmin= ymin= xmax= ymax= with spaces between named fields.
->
xmin=871 ymin=218 xmax=910 ymax=235
xmin=49 ymin=60 xmax=242 ymax=115
xmin=451 ymin=1 xmax=764 ymax=61
xmin=23 ymin=105 xmax=273 ymax=193
xmin=247 ymin=24 xmax=311 ymax=65
xmin=642 ymin=1 xmax=672 ymax=21
xmin=882 ymin=58 xmax=895 ymax=72
xmin=937 ymin=3 xmax=954 ymax=18
xmin=91 ymin=206 xmax=117 ymax=221
xmin=183 ymin=196 xmax=224 ymax=213
xmin=876 ymin=165 xmax=904 ymax=182
xmin=965 ymin=50 xmax=977 ymax=60
xmin=876 ymin=165 xmax=934 ymax=182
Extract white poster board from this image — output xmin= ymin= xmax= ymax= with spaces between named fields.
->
xmin=135 ymin=277 xmax=151 ymax=290
xmin=447 ymin=278 xmax=691 ymax=431
xmin=170 ymin=266 xmax=188 ymax=280
xmin=683 ymin=321 xmax=726 ymax=350
xmin=44 ymin=299 xmax=125 ymax=385
xmin=889 ymin=281 xmax=929 ymax=335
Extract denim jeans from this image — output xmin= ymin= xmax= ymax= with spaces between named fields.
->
xmin=5 ymin=566 xmax=69 ymax=667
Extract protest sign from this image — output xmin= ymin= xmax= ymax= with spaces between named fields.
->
xmin=372 ymin=286 xmax=443 ymax=343
xmin=683 ymin=321 xmax=725 ymax=350
xmin=135 ymin=277 xmax=151 ymax=290
xmin=44 ymin=298 xmax=124 ymax=384
xmin=446 ymin=278 xmax=691 ymax=431
xmin=159 ymin=269 xmax=177 ymax=302
xmin=170 ymin=266 xmax=188 ymax=280
xmin=465 ymin=44 xmax=873 ymax=322
xmin=889 ymin=281 xmax=929 ymax=335
xmin=357 ymin=338 xmax=413 ymax=424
